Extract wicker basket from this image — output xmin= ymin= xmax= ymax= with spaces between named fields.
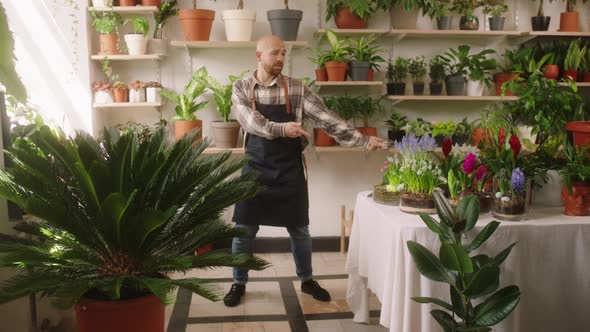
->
xmin=373 ymin=185 xmax=401 ymax=205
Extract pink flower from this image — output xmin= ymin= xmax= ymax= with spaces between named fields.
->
xmin=476 ymin=164 xmax=489 ymax=181
xmin=462 ymin=153 xmax=477 ymax=175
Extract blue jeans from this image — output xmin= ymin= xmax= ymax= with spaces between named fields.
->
xmin=232 ymin=224 xmax=313 ymax=285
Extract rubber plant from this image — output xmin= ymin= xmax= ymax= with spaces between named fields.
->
xmin=0 ymin=125 xmax=268 ymax=308
xmin=407 ymin=189 xmax=521 ymax=331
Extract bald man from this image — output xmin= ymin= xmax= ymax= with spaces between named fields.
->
xmin=224 ymin=35 xmax=386 ymax=307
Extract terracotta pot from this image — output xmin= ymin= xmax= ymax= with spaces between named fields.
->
xmin=325 ymin=61 xmax=348 ymax=81
xmin=368 ymin=69 xmax=374 ymax=81
xmin=113 ymin=87 xmax=129 ymax=103
xmin=472 ymin=127 xmax=491 ymax=147
xmin=543 ymin=65 xmax=559 ymax=80
xmin=118 ymin=0 xmax=136 ymax=6
xmin=559 ymin=11 xmax=579 ymax=32
xmin=315 ymin=68 xmax=327 ymax=81
xmin=75 ymin=295 xmax=164 ymax=332
xmin=140 ymin=0 xmax=161 ymax=6
xmin=175 ymin=119 xmax=202 ymax=141
xmin=563 ymin=69 xmax=578 ymax=82
xmin=567 ymin=121 xmax=590 ymax=150
xmin=356 ymin=127 xmax=377 ymax=137
xmin=583 ymin=72 xmax=590 ymax=82
xmin=493 ymin=72 xmax=519 ymax=96
xmin=561 ymin=182 xmax=590 ymax=216
xmin=99 ymin=34 xmax=119 ymax=55
xmin=314 ymin=128 xmax=336 ymax=146
xmin=179 ymin=9 xmax=215 ymax=41
xmin=334 ymin=7 xmax=367 ymax=29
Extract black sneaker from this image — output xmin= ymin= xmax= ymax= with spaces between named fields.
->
xmin=301 ymin=280 xmax=331 ymax=302
xmin=223 ymin=284 xmax=245 ymax=307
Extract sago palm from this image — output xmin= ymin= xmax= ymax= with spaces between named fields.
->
xmin=0 ymin=125 xmax=268 ymax=308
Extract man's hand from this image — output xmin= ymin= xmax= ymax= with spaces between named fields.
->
xmin=284 ymin=122 xmax=311 ymax=139
xmin=366 ymin=136 xmax=387 ymax=151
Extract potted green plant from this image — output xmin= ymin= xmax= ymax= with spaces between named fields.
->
xmin=563 ymin=39 xmax=586 ymax=82
xmin=482 ymin=0 xmax=509 ymax=30
xmin=267 ymin=0 xmax=303 ymax=41
xmin=582 ymin=48 xmax=590 ymax=82
xmin=160 ymin=66 xmax=209 ymax=141
xmin=466 ymin=47 xmax=497 ymax=96
xmin=100 ymin=57 xmax=127 ymax=103
xmin=93 ymin=81 xmax=114 ymax=104
xmin=447 ymin=152 xmax=479 ymax=207
xmin=531 ymin=0 xmax=551 ymax=31
xmin=423 ymin=0 xmax=454 ymax=30
xmin=559 ymin=143 xmax=590 ymax=216
xmin=386 ymin=112 xmax=408 ymax=142
xmin=390 ymin=0 xmax=428 ymax=29
xmin=309 ymin=47 xmax=331 ymax=81
xmin=199 ymin=70 xmax=248 ymax=148
xmin=222 ymin=0 xmax=256 ymax=42
xmin=0 ymin=125 xmax=268 ymax=332
xmin=440 ymin=45 xmax=470 ymax=96
xmin=453 ymin=117 xmax=473 ymax=145
xmin=179 ymin=0 xmax=215 ymax=41
xmin=386 ymin=57 xmax=409 ymax=95
xmin=540 ymin=48 xmax=559 ymax=80
xmin=557 ymin=0 xmax=589 ymax=32
xmin=347 ymin=35 xmax=384 ymax=81
xmin=320 ymin=95 xmax=357 ymax=146
xmin=325 ymin=0 xmax=380 ymax=29
xmin=91 ymin=11 xmax=123 ymax=55
xmin=407 ymin=190 xmax=520 ymax=331
xmin=124 ymin=15 xmax=149 ymax=55
xmin=150 ymin=0 xmax=178 ymax=55
xmin=409 ymin=56 xmax=427 ymax=95
xmin=325 ymin=30 xmax=350 ymax=81
xmin=452 ymin=0 xmax=482 ymax=30
xmin=396 ymin=135 xmax=444 ymax=214
xmin=404 ymin=117 xmax=432 ymax=137
xmin=432 ymin=120 xmax=458 ymax=146
xmin=355 ymin=96 xmax=383 ymax=136
xmin=493 ymin=47 xmax=531 ymax=95
xmin=429 ymin=55 xmax=446 ymax=95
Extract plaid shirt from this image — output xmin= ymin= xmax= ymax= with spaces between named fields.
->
xmin=232 ymin=71 xmax=369 ymax=149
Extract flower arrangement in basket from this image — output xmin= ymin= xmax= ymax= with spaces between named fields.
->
xmin=394 ymin=134 xmax=445 ymax=214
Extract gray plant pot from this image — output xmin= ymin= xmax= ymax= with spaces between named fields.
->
xmin=430 ymin=82 xmax=443 ymax=95
xmin=349 ymin=61 xmax=371 ymax=81
xmin=445 ymin=75 xmax=466 ymax=96
xmin=489 ymin=16 xmax=505 ymax=31
xmin=437 ymin=16 xmax=453 ymax=30
xmin=267 ymin=9 xmax=303 ymax=41
xmin=413 ymin=82 xmax=425 ymax=95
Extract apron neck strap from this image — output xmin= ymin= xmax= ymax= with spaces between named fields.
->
xmin=249 ymin=75 xmax=291 ymax=114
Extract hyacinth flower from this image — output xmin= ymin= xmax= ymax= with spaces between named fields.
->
xmin=510 ymin=167 xmax=526 ymax=193
xmin=395 ymin=134 xmax=443 ymax=196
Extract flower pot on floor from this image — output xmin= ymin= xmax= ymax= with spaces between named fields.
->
xmin=566 ymin=121 xmax=590 ymax=150
xmin=175 ymin=120 xmax=202 ymax=141
xmin=349 ymin=61 xmax=370 ymax=81
xmin=334 ymin=7 xmax=367 ymax=29
xmin=563 ymin=69 xmax=578 ymax=82
xmin=146 ymin=87 xmax=161 ymax=103
xmin=222 ymin=9 xmax=256 ymax=41
xmin=325 ymin=61 xmax=348 ymax=81
xmin=99 ymin=33 xmax=119 ymax=55
xmin=543 ymin=65 xmax=559 ymax=80
xmin=356 ymin=127 xmax=377 ymax=137
xmin=373 ymin=185 xmax=401 ymax=205
xmin=124 ymin=34 xmax=148 ymax=55
xmin=113 ymin=87 xmax=129 ymax=103
xmin=314 ymin=128 xmax=336 ymax=146
xmin=267 ymin=9 xmax=303 ymax=41
xmin=148 ymin=39 xmax=168 ymax=55
xmin=388 ymin=129 xmax=405 ymax=142
xmin=445 ymin=75 xmax=466 ymax=95
xmin=460 ymin=15 xmax=479 ymax=30
xmin=429 ymin=82 xmax=443 ymax=95
xmin=561 ymin=182 xmax=590 ymax=216
xmin=211 ymin=121 xmax=241 ymax=148
xmin=531 ymin=16 xmax=550 ymax=31
xmin=467 ymin=79 xmax=484 ymax=96
xmin=437 ymin=16 xmax=452 ymax=30
xmin=387 ymin=82 xmax=406 ymax=95
xmin=315 ymin=69 xmax=327 ymax=81
xmin=75 ymin=295 xmax=164 ymax=332
xmin=140 ymin=0 xmax=161 ymax=6
xmin=179 ymin=9 xmax=215 ymax=41
xmin=129 ymin=88 xmax=146 ymax=103
xmin=489 ymin=16 xmax=505 ymax=31
xmin=560 ymin=11 xmax=579 ymax=32
xmin=400 ymin=193 xmax=436 ymax=214
xmin=493 ymin=72 xmax=519 ymax=96
xmin=118 ymin=0 xmax=136 ymax=6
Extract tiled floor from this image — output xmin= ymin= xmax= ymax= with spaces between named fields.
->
xmin=166 ymin=252 xmax=387 ymax=332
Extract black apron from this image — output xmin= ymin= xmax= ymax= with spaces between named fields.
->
xmin=233 ymin=76 xmax=309 ymax=227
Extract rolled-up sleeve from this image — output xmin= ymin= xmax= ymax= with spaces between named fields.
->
xmin=232 ymin=80 xmax=285 ymax=139
xmin=302 ymin=85 xmax=368 ymax=148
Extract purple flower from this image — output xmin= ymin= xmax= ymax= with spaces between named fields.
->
xmin=462 ymin=153 xmax=477 ymax=175
xmin=395 ymin=134 xmax=437 ymax=155
xmin=510 ymin=167 xmax=525 ymax=193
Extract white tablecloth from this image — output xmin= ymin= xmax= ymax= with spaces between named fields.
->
xmin=346 ymin=191 xmax=590 ymax=332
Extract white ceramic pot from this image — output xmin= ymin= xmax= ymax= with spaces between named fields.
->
xmin=129 ymin=88 xmax=146 ymax=103
xmin=124 ymin=34 xmax=148 ymax=55
xmin=467 ymin=79 xmax=485 ymax=96
xmin=148 ymin=39 xmax=168 ymax=55
xmin=94 ymin=90 xmax=113 ymax=104
xmin=92 ymin=0 xmax=112 ymax=7
xmin=222 ymin=9 xmax=256 ymax=41
xmin=146 ymin=87 xmax=161 ymax=103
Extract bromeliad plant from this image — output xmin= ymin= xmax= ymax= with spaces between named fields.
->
xmin=160 ymin=66 xmax=209 ymax=121
xmin=407 ymin=190 xmax=520 ymax=331
xmin=199 ymin=70 xmax=248 ymax=122
xmin=0 ymin=125 xmax=268 ymax=307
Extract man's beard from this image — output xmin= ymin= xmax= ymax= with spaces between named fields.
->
xmin=264 ymin=62 xmax=283 ymax=76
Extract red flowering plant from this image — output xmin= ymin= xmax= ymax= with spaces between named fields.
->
xmin=438 ymin=138 xmax=481 ymax=201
